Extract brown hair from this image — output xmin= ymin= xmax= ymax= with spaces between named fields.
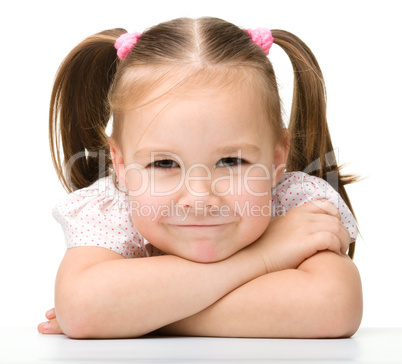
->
xmin=49 ymin=17 xmax=358 ymax=258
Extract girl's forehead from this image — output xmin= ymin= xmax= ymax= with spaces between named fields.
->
xmin=114 ymin=66 xmax=279 ymax=155
xmin=123 ymin=67 xmax=269 ymax=118
xmin=120 ymin=81 xmax=274 ymax=154
xmin=126 ymin=78 xmax=266 ymax=123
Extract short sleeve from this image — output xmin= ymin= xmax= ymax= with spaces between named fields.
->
xmin=272 ymin=172 xmax=357 ymax=241
xmin=52 ymin=175 xmax=149 ymax=258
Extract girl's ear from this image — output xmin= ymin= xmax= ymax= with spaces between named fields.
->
xmin=272 ymin=129 xmax=290 ymax=185
xmin=108 ymin=137 xmax=127 ymax=188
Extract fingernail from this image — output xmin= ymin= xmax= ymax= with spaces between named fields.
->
xmin=46 ymin=308 xmax=54 ymax=316
xmin=42 ymin=323 xmax=52 ymax=330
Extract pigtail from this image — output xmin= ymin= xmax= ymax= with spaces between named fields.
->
xmin=49 ymin=28 xmax=126 ymax=193
xmin=272 ymin=30 xmax=358 ymax=258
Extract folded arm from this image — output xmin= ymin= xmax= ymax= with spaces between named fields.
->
xmin=54 ymin=245 xmax=266 ymax=339
xmin=156 ymin=251 xmax=363 ymax=338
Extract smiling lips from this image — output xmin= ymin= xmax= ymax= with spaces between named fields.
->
xmin=166 ymin=222 xmax=232 ymax=230
xmin=175 ymin=224 xmax=223 ymax=227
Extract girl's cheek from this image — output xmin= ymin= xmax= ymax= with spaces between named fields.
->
xmin=124 ymin=167 xmax=183 ymax=198
xmin=149 ymin=173 xmax=184 ymax=196
xmin=124 ymin=166 xmax=149 ymax=197
xmin=210 ymin=173 xmax=235 ymax=196
xmin=210 ymin=168 xmax=271 ymax=197
xmin=233 ymin=165 xmax=272 ymax=199
xmin=234 ymin=169 xmax=273 ymax=218
xmin=128 ymin=196 xmax=160 ymax=239
xmin=235 ymin=183 xmax=272 ymax=213
xmin=243 ymin=180 xmax=272 ymax=200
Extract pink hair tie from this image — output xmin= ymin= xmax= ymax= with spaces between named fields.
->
xmin=246 ymin=28 xmax=274 ymax=55
xmin=114 ymin=32 xmax=142 ymax=60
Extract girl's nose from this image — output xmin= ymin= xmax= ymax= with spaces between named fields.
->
xmin=176 ymin=171 xmax=222 ymax=209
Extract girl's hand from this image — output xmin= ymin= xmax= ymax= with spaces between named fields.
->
xmin=37 ymin=308 xmax=63 ymax=335
xmin=251 ymin=200 xmax=352 ymax=274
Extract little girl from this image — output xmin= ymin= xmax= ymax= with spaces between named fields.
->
xmin=38 ymin=17 xmax=362 ymax=338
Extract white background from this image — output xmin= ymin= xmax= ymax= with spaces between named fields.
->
xmin=1 ymin=0 xmax=401 ymax=330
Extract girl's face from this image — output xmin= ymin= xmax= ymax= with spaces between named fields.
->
xmin=111 ymin=81 xmax=288 ymax=262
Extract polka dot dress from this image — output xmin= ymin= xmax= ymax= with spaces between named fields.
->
xmin=52 ymin=175 xmax=152 ymax=258
xmin=53 ymin=172 xmax=357 ymax=258
xmin=272 ymin=172 xmax=356 ymax=241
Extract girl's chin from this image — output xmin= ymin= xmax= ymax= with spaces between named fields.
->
xmin=182 ymin=245 xmax=232 ymax=263
xmin=150 ymin=239 xmax=237 ymax=263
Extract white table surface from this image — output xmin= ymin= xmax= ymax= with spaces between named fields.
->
xmin=0 ymin=327 xmax=401 ymax=363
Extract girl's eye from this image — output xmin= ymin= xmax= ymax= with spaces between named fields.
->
xmin=216 ymin=157 xmax=247 ymax=168
xmin=149 ymin=159 xmax=179 ymax=169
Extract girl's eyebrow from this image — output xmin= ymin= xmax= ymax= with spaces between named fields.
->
xmin=133 ymin=148 xmax=180 ymax=160
xmin=215 ymin=143 xmax=261 ymax=156
xmin=133 ymin=143 xmax=261 ymax=159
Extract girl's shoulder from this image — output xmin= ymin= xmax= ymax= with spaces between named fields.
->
xmin=273 ymin=171 xmax=357 ymax=241
xmin=274 ymin=171 xmax=338 ymax=199
xmin=52 ymin=175 xmax=152 ymax=258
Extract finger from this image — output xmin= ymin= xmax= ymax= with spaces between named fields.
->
xmin=310 ymin=213 xmax=341 ymax=225
xmin=341 ymin=227 xmax=353 ymax=255
xmin=308 ymin=216 xmax=351 ymax=254
xmin=45 ymin=308 xmax=56 ymax=320
xmin=37 ymin=319 xmax=63 ymax=335
xmin=300 ymin=200 xmax=341 ymax=219
xmin=309 ymin=231 xmax=342 ymax=256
